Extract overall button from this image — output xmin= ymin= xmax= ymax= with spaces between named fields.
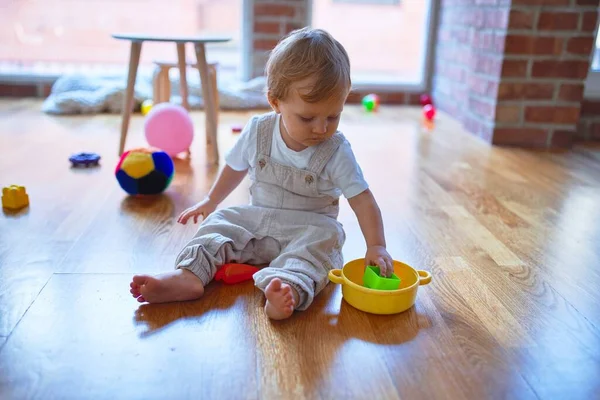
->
xmin=305 ymin=175 xmax=314 ymax=184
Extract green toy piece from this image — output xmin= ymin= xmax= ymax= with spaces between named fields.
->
xmin=363 ymin=265 xmax=401 ymax=290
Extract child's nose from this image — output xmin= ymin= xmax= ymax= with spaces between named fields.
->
xmin=313 ymin=121 xmax=327 ymax=134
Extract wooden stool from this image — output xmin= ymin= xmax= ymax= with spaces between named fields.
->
xmin=152 ymin=61 xmax=219 ymax=125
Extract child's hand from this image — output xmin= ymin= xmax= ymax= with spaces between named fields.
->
xmin=365 ymin=245 xmax=394 ymax=277
xmin=177 ymin=198 xmax=217 ymax=224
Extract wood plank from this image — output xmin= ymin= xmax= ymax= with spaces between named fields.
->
xmin=0 ymin=274 xmax=260 ymax=399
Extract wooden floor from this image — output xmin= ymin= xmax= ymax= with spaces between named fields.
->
xmin=1 ymin=99 xmax=600 ymax=399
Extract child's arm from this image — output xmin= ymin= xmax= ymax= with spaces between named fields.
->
xmin=206 ymin=165 xmax=248 ymax=205
xmin=347 ymin=189 xmax=394 ymax=277
xmin=178 ymin=165 xmax=247 ymax=224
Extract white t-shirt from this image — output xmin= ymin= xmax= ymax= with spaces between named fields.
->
xmin=225 ymin=113 xmax=369 ymax=199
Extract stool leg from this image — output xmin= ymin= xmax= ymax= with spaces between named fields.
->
xmin=210 ymin=65 xmax=219 ymax=128
xmin=152 ymin=67 xmax=161 ymax=104
xmin=119 ymin=41 xmax=142 ymax=156
xmin=159 ymin=66 xmax=171 ymax=103
xmin=176 ymin=43 xmax=190 ymax=111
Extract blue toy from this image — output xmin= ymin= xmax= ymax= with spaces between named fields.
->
xmin=70 ymin=152 xmax=101 ymax=167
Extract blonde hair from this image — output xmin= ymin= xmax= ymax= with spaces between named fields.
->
xmin=266 ymin=27 xmax=351 ymax=103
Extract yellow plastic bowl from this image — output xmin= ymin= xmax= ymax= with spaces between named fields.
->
xmin=328 ymin=258 xmax=432 ymax=315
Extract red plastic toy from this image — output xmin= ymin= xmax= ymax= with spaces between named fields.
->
xmin=214 ymin=263 xmax=260 ymax=284
xmin=420 ymin=94 xmax=433 ymax=107
xmin=423 ymin=104 xmax=436 ymax=121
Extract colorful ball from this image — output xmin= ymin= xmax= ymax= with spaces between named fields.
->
xmin=362 ymin=94 xmax=380 ymax=112
xmin=144 ymin=103 xmax=194 ymax=156
xmin=115 ymin=148 xmax=174 ymax=195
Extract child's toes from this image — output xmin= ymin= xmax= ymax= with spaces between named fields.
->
xmin=137 ymin=296 xmax=146 ymax=303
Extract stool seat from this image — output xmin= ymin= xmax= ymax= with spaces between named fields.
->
xmin=151 ymin=59 xmax=219 ymax=127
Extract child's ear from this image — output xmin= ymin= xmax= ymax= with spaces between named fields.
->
xmin=267 ymin=91 xmax=281 ymax=113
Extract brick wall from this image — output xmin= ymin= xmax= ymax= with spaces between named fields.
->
xmin=493 ymin=0 xmax=599 ymax=148
xmin=250 ymin=0 xmax=309 ymax=78
xmin=433 ymin=0 xmax=600 ymax=148
xmin=432 ymin=0 xmax=510 ymax=143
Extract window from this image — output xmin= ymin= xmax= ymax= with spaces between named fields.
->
xmin=310 ymin=0 xmax=435 ymax=90
xmin=0 ymin=0 xmax=242 ymax=82
xmin=584 ymin=32 xmax=600 ymax=98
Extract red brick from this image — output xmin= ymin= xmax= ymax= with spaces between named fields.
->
xmin=501 ymin=60 xmax=528 ymax=77
xmin=508 ymin=9 xmax=535 ymax=29
xmin=581 ymin=11 xmax=599 ymax=32
xmin=254 ymin=21 xmax=280 ymax=35
xmin=485 ymin=9 xmax=509 ymax=29
xmin=575 ymin=0 xmax=599 ymax=5
xmin=382 ymin=93 xmax=406 ymax=104
xmin=525 ymin=106 xmax=580 ymax=124
xmin=253 ymin=39 xmax=279 ymax=51
xmin=43 ymin=84 xmax=53 ymax=97
xmin=550 ymin=130 xmax=574 ymax=148
xmin=537 ymin=12 xmax=579 ymax=30
xmin=566 ymin=36 xmax=595 ymax=55
xmin=592 ymin=123 xmax=600 ymax=140
xmin=581 ymin=99 xmax=600 ymax=114
xmin=531 ymin=60 xmax=590 ymax=79
xmin=495 ymin=104 xmax=522 ymax=123
xmin=494 ymin=34 xmax=506 ymax=53
xmin=473 ymin=31 xmax=496 ymax=50
xmin=284 ymin=23 xmax=305 ymax=34
xmin=406 ymin=93 xmax=422 ymax=105
xmin=472 ymin=54 xmax=502 ymax=76
xmin=558 ymin=83 xmax=585 ymax=102
xmin=469 ymin=76 xmax=499 ymax=97
xmin=254 ymin=4 xmax=295 ymax=17
xmin=493 ymin=128 xmax=549 ymax=147
xmin=511 ymin=0 xmax=569 ymax=4
xmin=470 ymin=98 xmax=496 ymax=119
xmin=576 ymin=120 xmax=589 ymax=140
xmin=497 ymin=82 xmax=555 ymax=100
xmin=0 ymin=84 xmax=37 ymax=97
xmin=504 ymin=35 xmax=562 ymax=55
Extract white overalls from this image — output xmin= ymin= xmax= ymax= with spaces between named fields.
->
xmin=175 ymin=112 xmax=346 ymax=310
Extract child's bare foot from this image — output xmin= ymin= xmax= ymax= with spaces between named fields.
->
xmin=264 ymin=278 xmax=296 ymax=320
xmin=129 ymin=269 xmax=204 ymax=303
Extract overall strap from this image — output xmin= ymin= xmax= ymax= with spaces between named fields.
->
xmin=306 ymin=133 xmax=345 ymax=176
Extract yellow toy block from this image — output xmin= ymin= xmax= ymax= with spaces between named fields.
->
xmin=2 ymin=185 xmax=29 ymax=210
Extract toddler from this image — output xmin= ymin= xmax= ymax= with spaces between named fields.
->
xmin=130 ymin=27 xmax=393 ymax=320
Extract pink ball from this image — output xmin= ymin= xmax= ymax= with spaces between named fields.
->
xmin=144 ymin=103 xmax=194 ymax=156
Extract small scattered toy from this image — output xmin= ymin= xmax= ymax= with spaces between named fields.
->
xmin=423 ymin=104 xmax=436 ymax=122
xmin=69 ymin=152 xmax=101 ymax=168
xmin=214 ymin=263 xmax=260 ymax=284
xmin=2 ymin=185 xmax=29 ymax=210
xmin=420 ymin=94 xmax=433 ymax=107
xmin=231 ymin=124 xmax=242 ymax=134
xmin=115 ymin=148 xmax=174 ymax=196
xmin=141 ymin=99 xmax=154 ymax=116
xmin=363 ymin=265 xmax=401 ymax=290
xmin=362 ymin=94 xmax=380 ymax=112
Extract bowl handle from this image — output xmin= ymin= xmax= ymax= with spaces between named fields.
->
xmin=328 ymin=269 xmax=344 ymax=285
xmin=418 ymin=270 xmax=432 ymax=286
